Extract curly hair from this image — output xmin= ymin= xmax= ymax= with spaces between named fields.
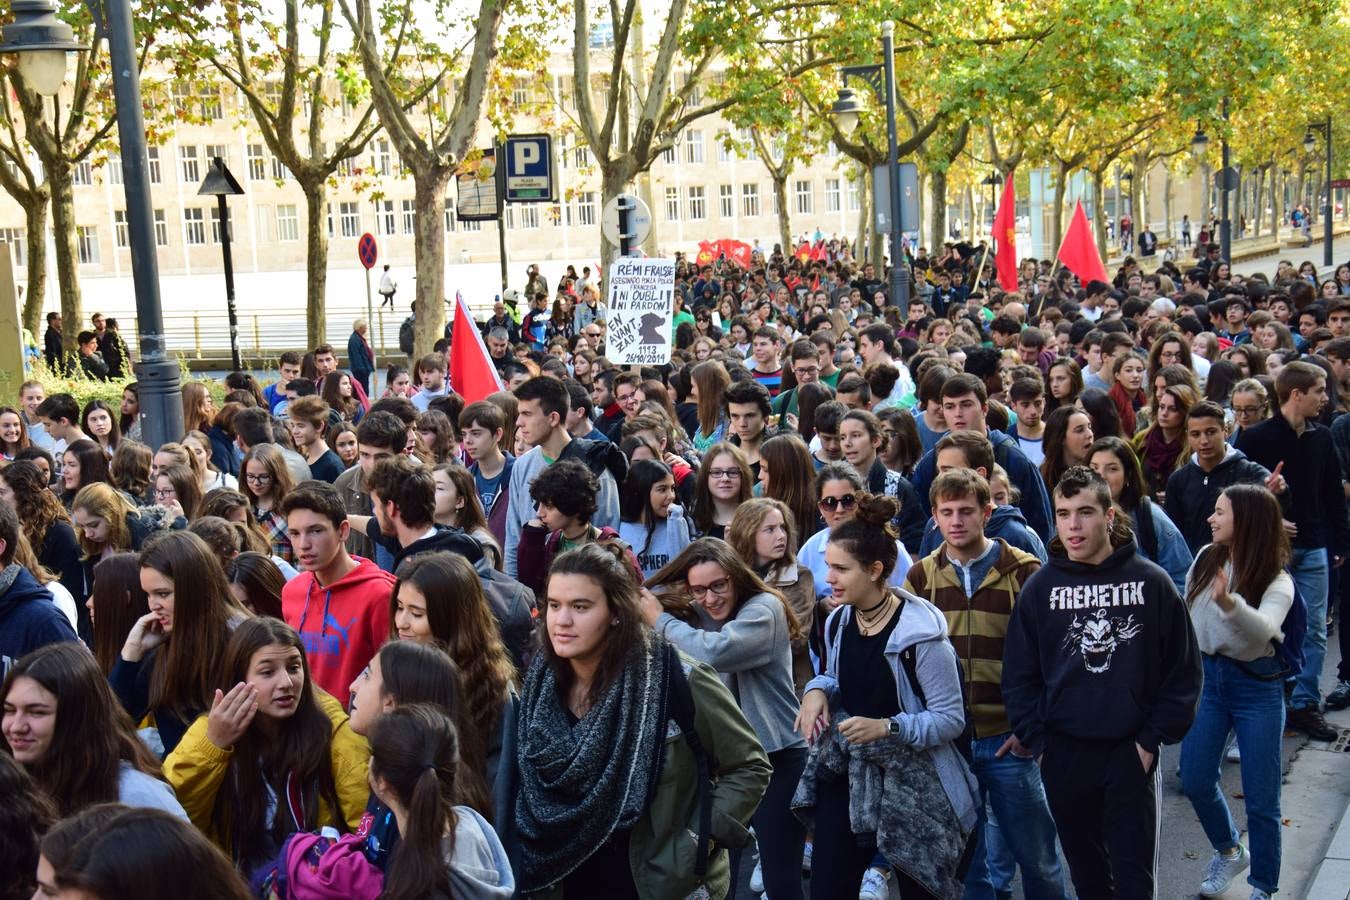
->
xmin=0 ymin=460 xmax=70 ymax=549
xmin=528 ymin=458 xmax=600 ymax=522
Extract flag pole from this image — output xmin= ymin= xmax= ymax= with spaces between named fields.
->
xmin=971 ymin=244 xmax=991 ymax=295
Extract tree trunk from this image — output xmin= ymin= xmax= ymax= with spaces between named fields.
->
xmin=1252 ymin=166 xmax=1267 ymax=237
xmin=411 ymin=165 xmax=452 ymax=360
xmin=599 ymin=158 xmax=638 ymax=275
xmin=1091 ymin=168 xmax=1107 ymax=257
xmin=1163 ymin=168 xmax=1174 ymax=241
xmin=48 ymin=167 xmax=82 ymax=361
xmin=928 ymin=169 xmax=947 ymax=250
xmin=20 ymin=193 xmax=49 ymax=337
xmin=915 ymin=171 xmax=927 ymax=249
xmin=1051 ymin=161 xmax=1068 ymax=252
xmin=301 ymin=176 xmax=330 ymax=349
xmin=773 ymin=171 xmax=791 ymax=254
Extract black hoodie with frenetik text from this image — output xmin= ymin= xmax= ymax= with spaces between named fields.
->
xmin=1001 ymin=538 xmax=1201 ymax=756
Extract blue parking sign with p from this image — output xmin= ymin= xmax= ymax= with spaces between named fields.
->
xmin=503 ymin=134 xmax=556 ymax=203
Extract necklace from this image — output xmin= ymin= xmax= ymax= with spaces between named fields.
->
xmin=856 ymin=592 xmax=898 ymax=634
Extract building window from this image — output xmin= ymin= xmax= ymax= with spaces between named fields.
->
xmin=339 ymin=201 xmax=360 ymax=238
xmin=153 ymin=209 xmax=168 ymax=247
xmin=373 ymin=140 xmax=391 ymax=176
xmin=719 ymin=184 xmax=734 ymax=218
xmin=77 ymin=226 xmax=99 ymax=264
xmin=375 ymin=199 xmax=396 ymax=235
xmin=684 ymin=129 xmax=703 ymax=164
xmin=113 ymin=210 xmax=129 ymax=248
xmin=737 ymin=128 xmax=756 ymax=160
xmin=717 ymin=139 xmax=733 ymax=163
xmin=336 ymin=153 xmax=355 ymax=177
xmin=204 ymin=144 xmax=228 ymax=168
xmin=686 ymin=185 xmax=706 ymax=220
xmin=276 ymin=204 xmax=299 ymax=241
xmin=573 ymin=145 xmax=592 ymax=168
xmin=184 ymin=208 xmax=206 ymax=245
xmin=0 ymin=228 xmax=26 ymax=266
xmin=741 ymin=183 xmax=760 ymax=217
xmin=848 ymin=178 xmax=862 ymax=211
xmin=402 ymin=200 xmax=415 ymax=234
xmin=683 ymin=73 xmax=702 ymax=106
xmin=825 ymin=178 xmax=841 ymax=212
xmin=444 ymin=199 xmax=456 ymax=233
xmin=515 ymin=204 xmax=539 ymax=229
xmin=72 ymin=160 xmax=93 ymax=186
xmin=462 ymin=218 xmax=482 ymax=232
xmin=147 ymin=147 xmax=161 ymax=184
xmin=105 ymin=153 xmax=122 ymax=186
xmin=209 ymin=206 xmax=232 ymax=243
xmin=795 ymin=180 xmax=813 ymax=215
xmin=662 ymin=145 xmax=675 ymax=165
xmin=198 ymin=85 xmax=222 ymax=120
xmin=247 ymin=144 xmax=266 ymax=181
xmin=512 ymin=80 xmax=528 ymax=105
xmin=326 ymin=203 xmax=335 ymax=238
xmin=179 ymin=146 xmax=199 ymax=183
xmin=574 ymin=191 xmax=597 ymax=226
xmin=665 ymin=186 xmax=679 ymax=221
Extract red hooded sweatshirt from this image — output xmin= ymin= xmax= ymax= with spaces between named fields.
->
xmin=282 ymin=556 xmax=395 ymax=705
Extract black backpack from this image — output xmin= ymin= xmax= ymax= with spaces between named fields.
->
xmin=398 ymin=315 xmax=415 ymax=355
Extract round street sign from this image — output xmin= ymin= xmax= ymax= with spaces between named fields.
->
xmin=601 ymin=194 xmax=653 ymax=248
xmin=358 ymin=233 xmax=378 ymax=269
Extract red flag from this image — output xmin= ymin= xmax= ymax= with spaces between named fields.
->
xmin=810 ymin=241 xmax=827 ymax=262
xmin=993 ymin=174 xmax=1018 ymax=292
xmin=727 ymin=240 xmax=753 ymax=269
xmin=1057 ymin=201 xmax=1109 ymax=286
xmin=696 ymin=240 xmax=716 ymax=266
xmin=794 ymin=241 xmax=812 ymax=264
xmin=449 ymin=292 xmax=504 ymax=404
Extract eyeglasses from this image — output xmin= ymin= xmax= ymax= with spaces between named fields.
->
xmin=818 ymin=494 xmax=858 ymax=512
xmin=1232 ymin=406 xmax=1266 ymax=417
xmin=153 ymin=487 xmax=175 ymax=499
xmin=688 ymin=577 xmax=732 ymax=599
xmin=245 ymin=473 xmax=273 ymax=485
xmin=708 ymin=469 xmax=741 ymax=480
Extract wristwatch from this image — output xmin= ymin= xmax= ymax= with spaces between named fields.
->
xmin=887 ymin=720 xmax=900 ymax=735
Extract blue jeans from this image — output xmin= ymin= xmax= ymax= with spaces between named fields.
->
xmin=1289 ymin=547 xmax=1329 ymax=709
xmin=962 ymin=733 xmax=1068 ymax=900
xmin=1180 ymin=654 xmax=1285 ymax=894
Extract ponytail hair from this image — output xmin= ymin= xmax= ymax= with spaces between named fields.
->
xmin=826 ymin=492 xmax=901 ymax=580
xmin=369 ymin=704 xmax=461 ymax=900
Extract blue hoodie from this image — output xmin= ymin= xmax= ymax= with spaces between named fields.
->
xmin=910 ymin=430 xmax=1053 ymax=542
xmin=0 ymin=564 xmax=79 ymax=678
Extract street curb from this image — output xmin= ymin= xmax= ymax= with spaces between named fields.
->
xmin=1303 ymin=768 xmax=1350 ymax=900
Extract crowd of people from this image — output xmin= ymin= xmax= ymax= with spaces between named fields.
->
xmin=2 ymin=239 xmax=1349 ymax=900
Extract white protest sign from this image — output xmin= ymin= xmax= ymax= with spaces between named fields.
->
xmin=606 ymin=257 xmax=675 ymax=365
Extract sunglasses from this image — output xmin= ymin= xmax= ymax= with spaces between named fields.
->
xmin=818 ymin=494 xmax=857 ymax=512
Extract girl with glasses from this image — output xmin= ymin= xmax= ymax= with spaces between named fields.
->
xmin=641 ymin=538 xmax=808 ymax=900
xmin=153 ymin=465 xmax=203 ymax=522
xmin=241 ymin=444 xmax=295 ymax=563
xmin=691 ymin=442 xmax=752 ymax=540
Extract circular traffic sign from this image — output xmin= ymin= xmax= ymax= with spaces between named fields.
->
xmin=358 ymin=232 xmax=378 ymax=269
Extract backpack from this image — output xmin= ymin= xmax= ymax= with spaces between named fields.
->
xmin=398 ymin=315 xmax=415 ymax=355
xmin=665 ymin=642 xmax=716 ymax=880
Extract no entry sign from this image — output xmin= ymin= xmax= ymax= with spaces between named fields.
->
xmin=358 ymin=233 xmax=378 ymax=269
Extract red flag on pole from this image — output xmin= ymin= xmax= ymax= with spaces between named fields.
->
xmin=993 ymin=174 xmax=1018 ymax=292
xmin=1056 ymin=201 xmax=1109 ymax=285
xmin=794 ymin=241 xmax=812 ymax=264
xmin=449 ymin=292 xmax=504 ymax=404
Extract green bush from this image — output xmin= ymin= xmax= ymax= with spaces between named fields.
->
xmin=0 ymin=356 xmax=224 ymax=409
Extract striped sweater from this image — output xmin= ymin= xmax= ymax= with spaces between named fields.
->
xmin=903 ymin=539 xmax=1041 ymax=738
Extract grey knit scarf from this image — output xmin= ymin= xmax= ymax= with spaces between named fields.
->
xmin=0 ymin=563 xmax=20 ymax=597
xmin=792 ymin=709 xmax=969 ymax=899
xmin=515 ymin=634 xmax=672 ymax=892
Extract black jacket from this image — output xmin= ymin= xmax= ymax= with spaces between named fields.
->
xmin=1234 ymin=411 xmax=1350 ymax=553
xmin=365 ymin=522 xmax=486 ymax=573
xmin=865 ymin=457 xmax=926 ymax=556
xmin=1002 ymin=539 xmax=1201 ymax=756
xmin=560 ymin=432 xmax=629 ymax=487
xmin=44 ymin=326 xmax=63 ymax=371
xmin=1164 ymin=447 xmax=1272 ymax=555
xmin=80 ymin=351 xmax=110 ymax=381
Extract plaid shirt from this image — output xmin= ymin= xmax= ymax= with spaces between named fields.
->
xmin=256 ymin=508 xmax=293 ymax=563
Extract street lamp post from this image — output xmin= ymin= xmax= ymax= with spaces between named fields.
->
xmin=982 ymin=172 xmax=1000 ymax=237
xmin=1304 ymin=118 xmax=1333 ymax=268
xmin=831 ymin=20 xmax=909 ymax=310
xmin=198 ymin=158 xmax=245 ymax=371
xmin=1 ymin=0 xmax=182 ymax=449
xmin=1191 ymin=103 xmax=1232 ymax=263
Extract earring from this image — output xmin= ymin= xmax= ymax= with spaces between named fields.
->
xmin=611 ymin=617 xmax=620 ymax=626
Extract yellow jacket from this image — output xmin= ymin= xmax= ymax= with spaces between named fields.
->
xmin=164 ymin=690 xmax=370 ymax=852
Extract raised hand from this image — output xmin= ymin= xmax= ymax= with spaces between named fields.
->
xmin=205 ymin=682 xmax=258 ymax=750
xmin=121 ymin=611 xmax=168 ymax=663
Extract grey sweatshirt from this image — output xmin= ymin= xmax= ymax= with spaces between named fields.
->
xmin=618 ymin=505 xmax=692 ymax=580
xmin=1186 ymin=559 xmax=1293 ymax=661
xmin=655 ymin=592 xmax=807 ymax=754
xmin=445 ymin=805 xmax=515 ymax=899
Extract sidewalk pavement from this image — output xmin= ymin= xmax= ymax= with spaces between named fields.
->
xmin=1307 ymin=801 xmax=1350 ymax=900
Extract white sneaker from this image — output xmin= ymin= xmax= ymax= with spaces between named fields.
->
xmin=859 ymin=866 xmax=889 ymax=900
xmin=1250 ymin=890 xmax=1272 ymax=900
xmin=749 ymin=858 xmax=764 ymax=894
xmin=1227 ymin=742 xmax=1242 ymax=763
xmin=1200 ymin=845 xmax=1251 ymax=897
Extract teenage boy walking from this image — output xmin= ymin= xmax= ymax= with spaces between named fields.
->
xmin=1003 ymin=467 xmax=1201 ymax=899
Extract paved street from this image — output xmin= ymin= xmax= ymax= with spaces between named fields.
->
xmin=1228 ymin=231 xmax=1350 ymax=277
